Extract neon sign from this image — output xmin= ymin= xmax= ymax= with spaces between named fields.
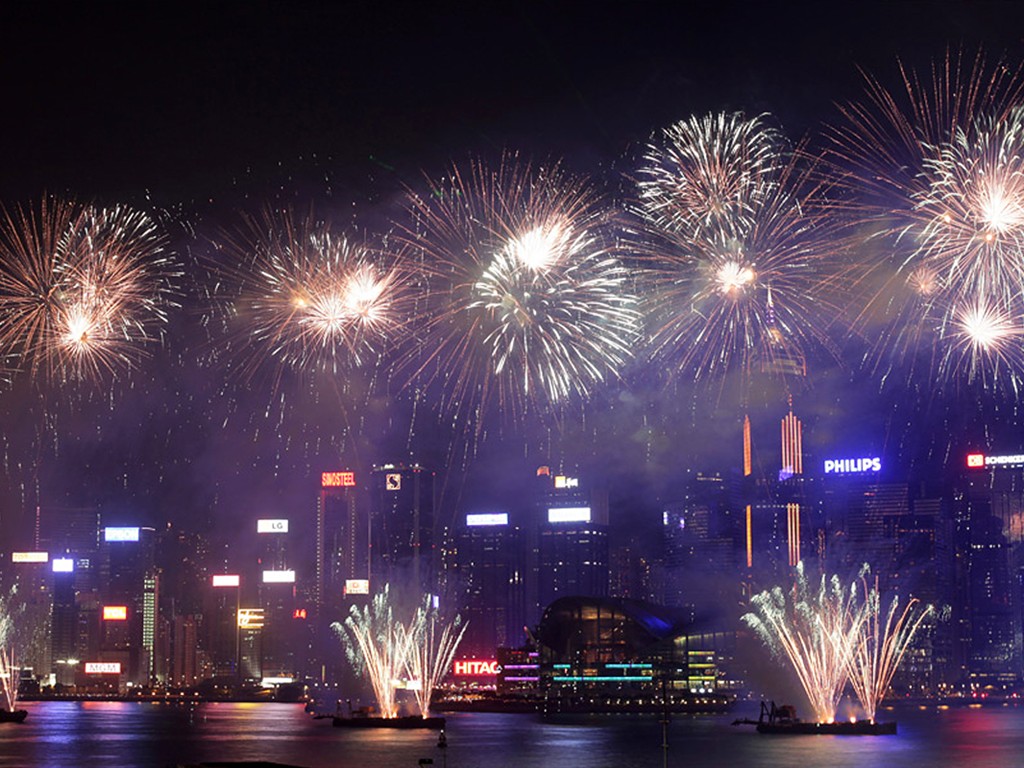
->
xmin=257 ymin=519 xmax=289 ymax=533
xmin=548 ymin=507 xmax=591 ymax=523
xmin=322 ymin=471 xmax=355 ymax=487
xmin=103 ymin=606 xmax=128 ymax=621
xmin=345 ymin=579 xmax=370 ymax=595
xmin=967 ymin=453 xmax=1024 ymax=468
xmin=52 ymin=558 xmax=74 ymax=573
xmin=823 ymin=457 xmax=881 ymax=474
xmin=293 ymin=608 xmax=307 ymax=619
xmin=85 ymin=662 xmax=121 ymax=674
xmin=554 ymin=475 xmax=579 ymax=489
xmin=453 ymin=660 xmax=501 ymax=676
xmin=238 ymin=608 xmax=265 ymax=629
xmin=104 ymin=527 xmax=140 ymax=542
xmin=466 ymin=513 xmax=509 ymax=526
xmin=11 ymin=552 xmax=48 ymax=563
xmin=211 ymin=574 xmax=240 ymax=587
xmin=262 ymin=570 xmax=296 ymax=583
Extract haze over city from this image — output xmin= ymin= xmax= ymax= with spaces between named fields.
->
xmin=2 ymin=3 xmax=1023 ymax=559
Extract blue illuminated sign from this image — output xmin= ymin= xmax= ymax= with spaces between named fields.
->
xmin=823 ymin=457 xmax=881 ymax=474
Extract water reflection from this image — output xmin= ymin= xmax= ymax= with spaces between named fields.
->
xmin=2 ymin=702 xmax=1024 ymax=768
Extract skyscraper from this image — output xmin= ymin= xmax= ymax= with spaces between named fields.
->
xmin=317 ymin=470 xmax=367 ymax=619
xmin=369 ymin=463 xmax=435 ymax=596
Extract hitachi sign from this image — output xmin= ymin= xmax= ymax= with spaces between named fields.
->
xmin=823 ymin=457 xmax=881 ymax=474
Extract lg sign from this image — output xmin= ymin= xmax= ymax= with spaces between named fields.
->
xmin=823 ymin=457 xmax=881 ymax=474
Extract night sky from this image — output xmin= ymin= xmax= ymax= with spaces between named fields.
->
xmin=2 ymin=2 xmax=1024 ymax=554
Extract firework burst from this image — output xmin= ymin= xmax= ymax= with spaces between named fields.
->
xmin=827 ymin=51 xmax=1024 ymax=391
xmin=399 ymin=156 xmax=640 ymax=427
xmin=0 ymin=198 xmax=175 ymax=382
xmin=212 ymin=208 xmax=410 ymax=380
xmin=636 ymin=113 xmax=841 ymax=384
xmin=637 ymin=111 xmax=783 ymax=239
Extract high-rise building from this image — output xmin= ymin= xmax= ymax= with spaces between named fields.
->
xmin=98 ymin=525 xmax=157 ymax=686
xmin=369 ymin=463 xmax=435 ymax=596
xmin=958 ymin=451 xmax=1024 ymax=687
xmin=452 ymin=511 xmax=526 ymax=657
xmin=533 ymin=467 xmax=609 ymax=620
xmin=317 ymin=470 xmax=368 ymax=619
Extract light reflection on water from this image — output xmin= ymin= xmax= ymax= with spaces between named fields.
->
xmin=2 ymin=702 xmax=1024 ymax=768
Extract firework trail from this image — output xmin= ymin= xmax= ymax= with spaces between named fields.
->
xmin=333 ymin=586 xmax=414 ymax=719
xmin=400 ymin=595 xmax=467 ymax=718
xmin=846 ymin=576 xmax=933 ymax=723
xmin=211 ymin=208 xmax=410 ymax=381
xmin=743 ymin=563 xmax=860 ymax=724
xmin=827 ymin=51 xmax=1024 ymax=391
xmin=635 ymin=112 xmax=842 ymax=385
xmin=398 ymin=155 xmax=640 ymax=431
xmin=0 ymin=198 xmax=176 ymax=382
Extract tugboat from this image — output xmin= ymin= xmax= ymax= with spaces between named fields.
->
xmin=744 ymin=701 xmax=896 ymax=735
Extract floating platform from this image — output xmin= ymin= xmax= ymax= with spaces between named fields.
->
xmin=332 ymin=714 xmax=445 ymax=729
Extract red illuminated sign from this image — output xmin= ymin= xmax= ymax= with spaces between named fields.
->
xmin=102 ymin=606 xmax=128 ymax=621
xmin=967 ymin=453 xmax=985 ymax=468
xmin=293 ymin=608 xmax=307 ymax=620
xmin=453 ymin=660 xmax=501 ymax=676
xmin=322 ymin=471 xmax=356 ymax=488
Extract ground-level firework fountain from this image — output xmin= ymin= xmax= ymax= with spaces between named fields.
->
xmin=0 ymin=587 xmax=26 ymax=723
xmin=743 ymin=563 xmax=932 ymax=728
xmin=332 ymin=585 xmax=465 ymax=723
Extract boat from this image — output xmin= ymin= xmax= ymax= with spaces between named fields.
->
xmin=744 ymin=701 xmax=896 ymax=735
xmin=0 ymin=709 xmax=27 ymax=724
xmin=332 ymin=714 xmax=445 ymax=729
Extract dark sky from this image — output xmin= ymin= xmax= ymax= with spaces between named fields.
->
xmin=5 ymin=2 xmax=1023 ymax=203
xmin=1 ymin=2 xmax=1023 ymax=550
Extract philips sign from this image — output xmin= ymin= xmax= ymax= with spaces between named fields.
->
xmin=823 ymin=457 xmax=881 ymax=475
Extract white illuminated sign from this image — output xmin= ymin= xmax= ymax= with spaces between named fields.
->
xmin=823 ymin=457 xmax=881 ymax=474
xmin=52 ymin=558 xmax=74 ymax=573
xmin=554 ymin=475 xmax=579 ymax=489
xmin=548 ymin=507 xmax=591 ymax=523
xmin=983 ymin=454 xmax=1024 ymax=467
xmin=11 ymin=552 xmax=48 ymax=563
xmin=212 ymin=574 xmax=240 ymax=587
xmin=262 ymin=570 xmax=296 ymax=584
xmin=104 ymin=527 xmax=140 ymax=542
xmin=85 ymin=662 xmax=121 ymax=674
xmin=466 ymin=513 xmax=509 ymax=527
xmin=345 ymin=579 xmax=370 ymax=595
xmin=257 ymin=519 xmax=289 ymax=533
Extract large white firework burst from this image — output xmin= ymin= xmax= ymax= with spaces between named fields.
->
xmin=400 ymin=155 xmax=641 ymax=425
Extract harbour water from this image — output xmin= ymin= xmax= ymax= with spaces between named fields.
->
xmin=2 ymin=701 xmax=1024 ymax=768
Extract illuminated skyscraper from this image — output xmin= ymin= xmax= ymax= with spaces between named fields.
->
xmin=780 ymin=399 xmax=804 ymax=567
xmin=533 ymin=468 xmax=609 ymax=620
xmin=316 ymin=470 xmax=367 ymax=618
xmin=453 ymin=511 xmax=526 ymax=656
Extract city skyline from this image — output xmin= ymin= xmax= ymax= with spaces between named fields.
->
xmin=3 ymin=2 xmax=1024 ymax=552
